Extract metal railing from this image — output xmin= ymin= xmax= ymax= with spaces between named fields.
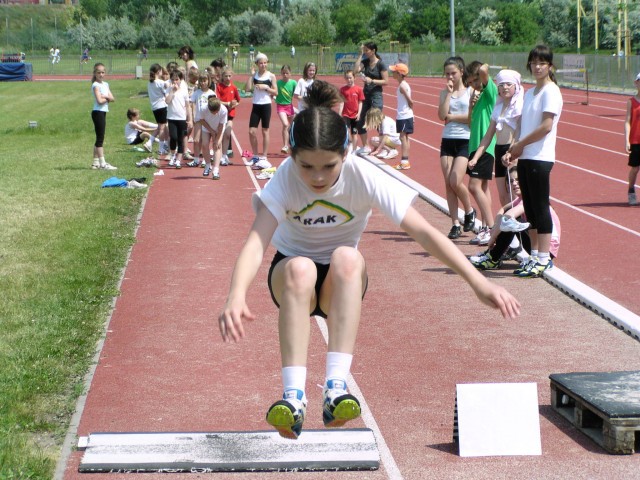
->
xmin=15 ymin=51 xmax=640 ymax=94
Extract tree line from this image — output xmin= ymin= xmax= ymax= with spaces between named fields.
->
xmin=11 ymin=0 xmax=640 ymax=52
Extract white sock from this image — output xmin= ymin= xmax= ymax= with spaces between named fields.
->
xmin=531 ymin=249 xmax=538 ymax=259
xmin=213 ymin=167 xmax=219 ymax=175
xmin=509 ymin=237 xmax=520 ymax=248
xmin=149 ymin=135 xmax=156 ymax=144
xmin=282 ymin=366 xmax=307 ymax=396
xmin=538 ymin=252 xmax=550 ymax=264
xmin=325 ymin=352 xmax=353 ymax=385
xmin=92 ymin=157 xmax=99 ymax=164
xmin=99 ymin=156 xmax=106 ymax=166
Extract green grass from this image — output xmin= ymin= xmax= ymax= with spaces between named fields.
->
xmin=0 ymin=79 xmax=154 ymax=477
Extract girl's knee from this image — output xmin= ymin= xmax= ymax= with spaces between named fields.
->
xmin=330 ymin=247 xmax=365 ymax=278
xmin=283 ymin=257 xmax=317 ymax=291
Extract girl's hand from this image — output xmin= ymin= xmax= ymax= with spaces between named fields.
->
xmin=468 ymin=158 xmax=477 ymax=169
xmin=509 ymin=141 xmax=524 ymax=160
xmin=470 ymin=90 xmax=480 ymax=108
xmin=501 ymin=151 xmax=512 ymax=167
xmin=219 ymin=298 xmax=255 ymax=342
xmin=446 ymin=79 xmax=454 ymax=93
xmin=474 ymin=281 xmax=521 ymax=319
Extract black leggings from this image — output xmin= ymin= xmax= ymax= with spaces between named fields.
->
xmin=168 ymin=119 xmax=188 ymax=154
xmin=489 ymin=229 xmax=531 ymax=260
xmin=92 ymin=110 xmax=107 ymax=148
xmin=517 ymin=160 xmax=554 ymax=234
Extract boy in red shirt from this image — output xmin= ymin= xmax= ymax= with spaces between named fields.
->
xmin=216 ymin=66 xmax=241 ymax=165
xmin=624 ymin=72 xmax=640 ymax=205
xmin=338 ymin=70 xmax=365 ymax=152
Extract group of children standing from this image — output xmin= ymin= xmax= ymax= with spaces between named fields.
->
xmin=141 ymin=57 xmax=240 ymax=179
xmin=437 ymin=45 xmax=563 ymax=278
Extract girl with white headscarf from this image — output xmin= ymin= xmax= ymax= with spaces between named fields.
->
xmin=469 ymin=69 xmax=524 ymax=207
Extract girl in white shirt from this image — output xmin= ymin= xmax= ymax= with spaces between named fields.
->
xmin=294 ymin=61 xmax=316 ymax=111
xmin=218 ymin=80 xmax=521 ymax=441
xmin=503 ymin=45 xmax=563 ymax=278
xmin=364 ymin=107 xmax=401 ymax=159
xmin=165 ymin=70 xmax=193 ymax=169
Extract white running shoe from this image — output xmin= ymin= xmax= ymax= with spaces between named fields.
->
xmin=470 ymin=226 xmax=491 ymax=245
xmin=355 ymin=146 xmax=371 ymax=155
xmin=143 ymin=142 xmax=152 ymax=153
xmin=500 ymin=216 xmax=530 ymax=232
xmin=100 ymin=163 xmax=117 ymax=170
xmin=322 ymin=379 xmax=361 ymax=428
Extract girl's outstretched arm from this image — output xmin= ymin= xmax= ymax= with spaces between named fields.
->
xmin=219 ymin=201 xmax=278 ymax=342
xmin=400 ymin=206 xmax=521 ymax=319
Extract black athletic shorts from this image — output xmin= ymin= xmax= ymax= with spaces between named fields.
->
xmin=467 ymin=150 xmax=494 ymax=180
xmin=440 ymin=138 xmax=469 ymax=159
xmin=267 ymin=251 xmax=368 ymax=319
xmin=249 ymin=103 xmax=272 ymax=129
xmin=152 ymin=107 xmax=168 ymax=124
xmin=629 ymin=144 xmax=640 ymax=167
xmin=494 ymin=144 xmax=509 ymax=178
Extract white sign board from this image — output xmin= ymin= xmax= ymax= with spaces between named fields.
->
xmin=456 ymin=383 xmax=542 ymax=457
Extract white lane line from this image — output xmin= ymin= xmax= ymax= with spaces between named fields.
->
xmin=555 ymin=159 xmax=632 ymax=184
xmin=558 ymin=135 xmax=626 ymax=156
xmin=550 ymin=196 xmax=640 ymax=237
xmin=315 ymin=316 xmax=404 ymax=480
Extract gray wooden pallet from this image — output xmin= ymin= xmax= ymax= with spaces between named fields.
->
xmin=78 ymin=429 xmax=380 ymax=473
xmin=550 ymin=370 xmax=640 ymax=454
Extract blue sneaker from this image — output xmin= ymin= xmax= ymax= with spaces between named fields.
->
xmin=322 ymin=379 xmax=361 ymax=428
xmin=266 ymin=389 xmax=307 ymax=440
xmin=203 ymin=165 xmax=210 ymax=177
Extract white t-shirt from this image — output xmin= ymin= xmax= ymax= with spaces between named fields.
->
xmin=148 ymin=79 xmax=168 ymax=110
xmin=520 ymin=82 xmax=563 ymax=162
xmin=396 ymin=82 xmax=413 ymax=120
xmin=124 ymin=122 xmax=139 ymax=143
xmin=380 ymin=116 xmax=400 ymax=144
xmin=201 ymin=104 xmax=228 ymax=132
xmin=191 ymin=89 xmax=216 ymax=122
xmin=254 ymin=154 xmax=418 ymax=264
xmin=92 ymin=81 xmax=110 ymax=112
xmin=294 ymin=78 xmax=314 ymax=111
xmin=167 ymin=87 xmax=189 ymax=121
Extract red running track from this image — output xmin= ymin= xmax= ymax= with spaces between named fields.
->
xmin=57 ymin=74 xmax=640 ymax=479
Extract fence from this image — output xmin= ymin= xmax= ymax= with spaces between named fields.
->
xmin=12 ymin=50 xmax=640 ymax=93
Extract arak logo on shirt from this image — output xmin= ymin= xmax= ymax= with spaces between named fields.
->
xmin=289 ymin=200 xmax=354 ymax=227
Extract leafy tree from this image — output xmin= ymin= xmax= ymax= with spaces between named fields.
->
xmin=539 ymin=0 xmax=575 ymax=48
xmin=135 ymin=5 xmax=195 ymax=49
xmin=470 ymin=7 xmax=504 ymax=46
xmin=369 ymin=0 xmax=398 ymax=35
xmin=283 ymin=11 xmax=335 ymax=46
xmin=81 ymin=0 xmax=110 ymax=19
xmin=208 ymin=9 xmax=282 ymax=46
xmin=207 ymin=17 xmax=235 ymax=46
xmin=331 ymin=1 xmax=373 ymax=44
xmin=246 ymin=10 xmax=283 ymax=45
xmin=498 ymin=3 xmax=542 ymax=46
xmin=403 ymin=2 xmax=451 ymax=41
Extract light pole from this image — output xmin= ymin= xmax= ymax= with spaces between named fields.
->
xmin=450 ymin=0 xmax=456 ymax=57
